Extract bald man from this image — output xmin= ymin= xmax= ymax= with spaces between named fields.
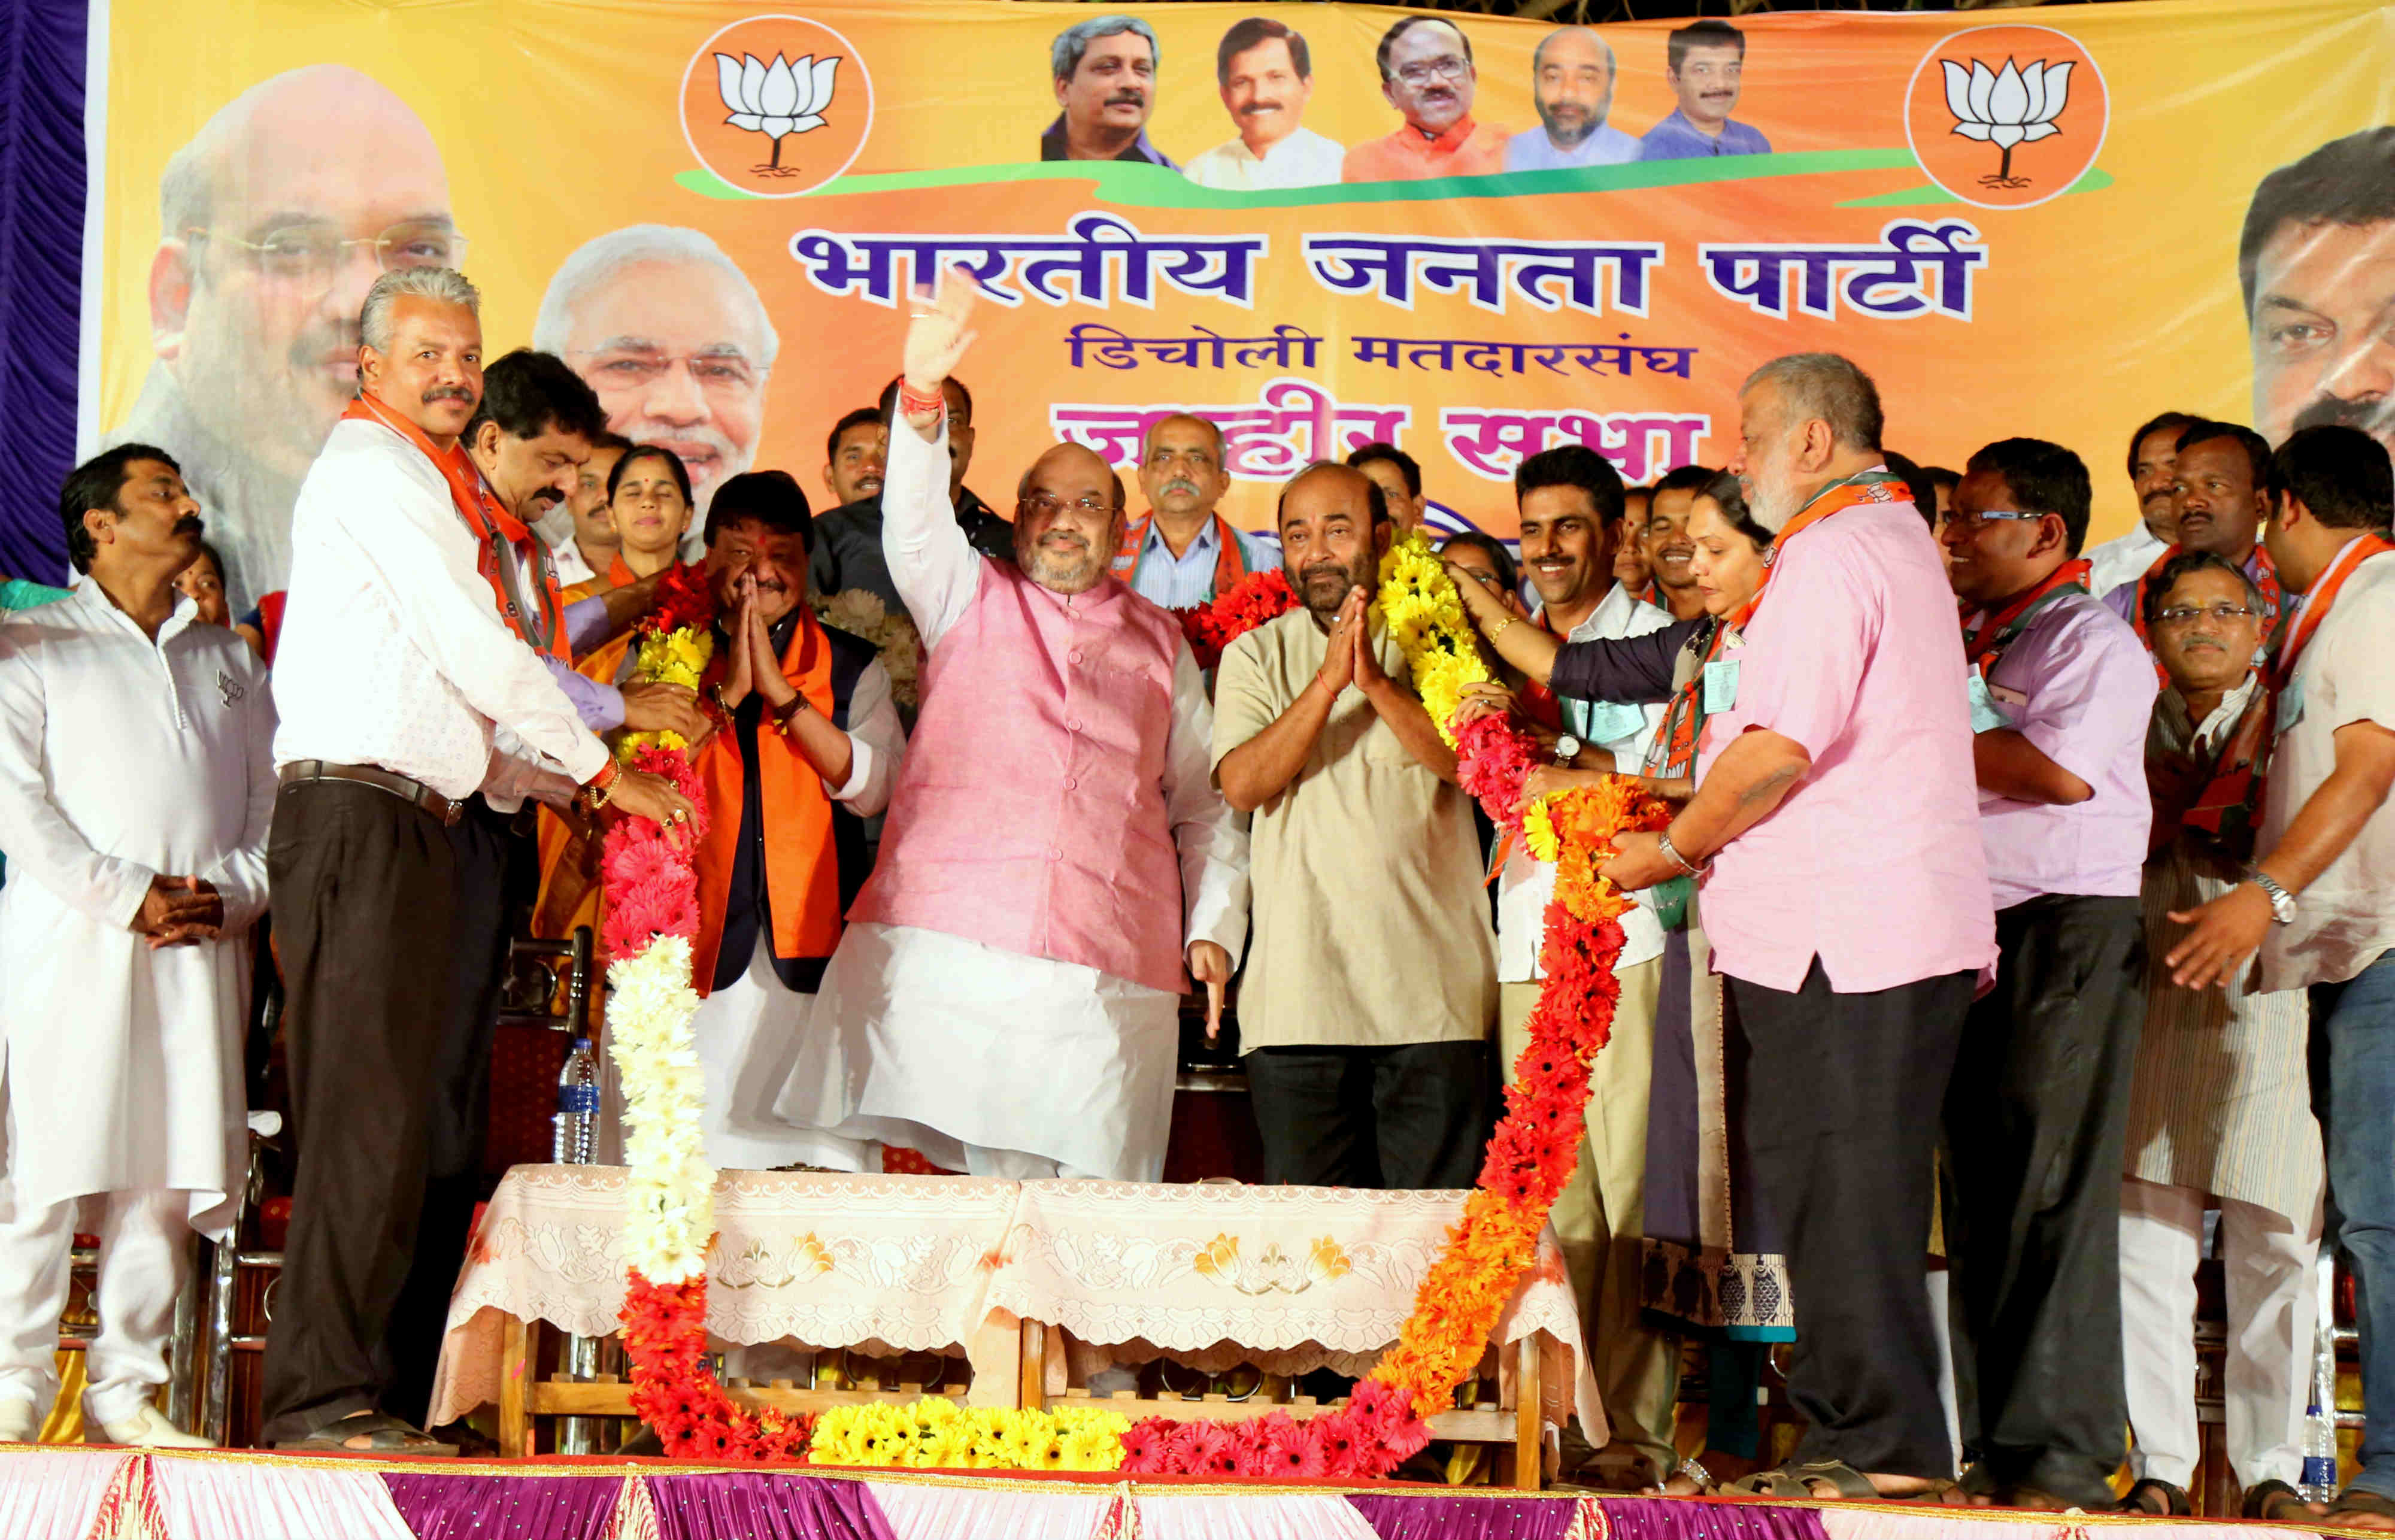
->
xmin=1507 ymin=27 xmax=1640 ymax=171
xmin=533 ymin=226 xmax=778 ymax=532
xmin=106 ymin=66 xmax=456 ymax=605
xmin=776 ymin=272 xmax=1248 ymax=1183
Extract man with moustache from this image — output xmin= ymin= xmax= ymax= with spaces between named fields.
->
xmin=1214 ymin=462 xmax=1496 ymax=1189
xmin=1641 ymin=465 xmax=1712 ymax=620
xmin=546 ymin=431 xmax=630 ymax=588
xmin=105 ymin=65 xmax=459 ymax=607
xmin=821 ymin=408 xmax=887 ymax=514
xmin=1114 ymin=413 xmax=1271 ymax=608
xmin=1602 ymin=354 xmax=1991 ymax=1500
xmin=1472 ymin=446 xmax=1679 ymax=1481
xmin=1938 ymin=439 xmax=2157 ymax=1508
xmin=2119 ymin=551 xmax=2320 ymax=1518
xmin=1347 ymin=442 xmax=1429 ymax=535
xmin=811 ymin=377 xmax=1014 ymax=618
xmin=1041 ymin=16 xmax=1178 ymax=168
xmin=2164 ymin=426 xmax=2395 ymax=1530
xmin=1639 ymin=21 xmax=1771 ymax=162
xmin=2110 ymin=423 xmax=2286 ymax=656
xmin=1507 ymin=26 xmax=1641 ymax=172
xmin=265 ymin=268 xmax=693 ymax=1455
xmin=2087 ymin=411 xmax=2198 ymax=599
xmin=1345 ymin=17 xmax=1510 ymax=184
xmin=781 ymin=271 xmax=1245 ymax=1183
xmin=0 ymin=447 xmax=272 ymax=1448
xmin=1186 ymin=18 xmax=1343 ymax=192
xmin=2241 ymin=130 xmax=2395 ymax=461
xmin=533 ymin=225 xmax=777 ymax=529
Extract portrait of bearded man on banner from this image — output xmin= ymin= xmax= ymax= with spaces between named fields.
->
xmin=533 ymin=225 xmax=780 ymax=536
xmin=104 ymin=64 xmax=459 ymax=608
xmin=2242 ymin=127 xmax=2395 ymax=460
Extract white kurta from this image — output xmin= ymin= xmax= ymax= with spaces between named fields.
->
xmin=775 ymin=420 xmax=1250 ymax=1182
xmin=0 ymin=583 xmax=274 ymax=1239
xmin=690 ymin=658 xmax=904 ymax=1174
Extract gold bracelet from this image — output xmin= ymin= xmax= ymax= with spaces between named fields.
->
xmin=1484 ymin=613 xmax=1515 ymax=642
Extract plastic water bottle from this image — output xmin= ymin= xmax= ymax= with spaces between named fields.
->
xmin=2302 ymin=1309 xmax=2341 ymax=1503
xmin=551 ymin=1038 xmax=601 ymax=1165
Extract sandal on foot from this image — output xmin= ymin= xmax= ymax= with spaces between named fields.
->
xmin=1725 ymin=1460 xmax=1881 ymax=1501
xmin=2243 ymin=1479 xmax=2316 ymax=1522
xmin=275 ymin=1411 xmax=459 ymax=1457
xmin=2118 ymin=1478 xmax=2192 ymax=1515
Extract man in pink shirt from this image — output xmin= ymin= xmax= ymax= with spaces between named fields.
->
xmin=1606 ymin=353 xmax=1994 ymax=1500
xmin=1939 ymin=438 xmax=2157 ymax=1509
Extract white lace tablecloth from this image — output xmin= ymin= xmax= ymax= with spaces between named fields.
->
xmin=430 ymin=1168 xmax=1600 ymax=1441
xmin=429 ymin=1167 xmax=1026 ymax=1424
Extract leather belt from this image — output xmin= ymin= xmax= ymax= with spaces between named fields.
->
xmin=278 ymin=759 xmax=465 ymax=827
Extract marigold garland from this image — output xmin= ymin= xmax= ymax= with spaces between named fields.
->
xmin=1175 ymin=566 xmax=1298 ymax=670
xmin=601 ymin=535 xmax=1665 ymax=1477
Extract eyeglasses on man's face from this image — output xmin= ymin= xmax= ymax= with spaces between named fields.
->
xmin=189 ymin=221 xmax=466 ymax=285
xmin=1394 ymin=56 xmax=1469 ymax=87
xmin=1021 ymin=491 xmax=1114 ymax=517
xmin=2156 ymin=603 xmax=2258 ymax=627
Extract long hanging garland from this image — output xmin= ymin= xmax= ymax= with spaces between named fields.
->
xmin=596 ymin=533 xmax=1666 ymax=1473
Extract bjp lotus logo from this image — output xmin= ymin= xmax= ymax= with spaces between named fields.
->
xmin=681 ymin=16 xmax=874 ymax=199
xmin=1942 ymin=58 xmax=2070 ymax=188
xmin=1906 ymin=26 xmax=2106 ymax=211
xmin=716 ymin=51 xmax=841 ymax=175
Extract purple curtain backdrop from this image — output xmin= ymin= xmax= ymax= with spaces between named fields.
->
xmin=646 ymin=1471 xmax=897 ymax=1540
xmin=383 ymin=1472 xmax=624 ymax=1540
xmin=0 ymin=0 xmax=84 ymax=587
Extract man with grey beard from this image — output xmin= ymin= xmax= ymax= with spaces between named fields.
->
xmin=1599 ymin=354 xmax=1993 ymax=1502
xmin=781 ymin=269 xmax=1245 ymax=1184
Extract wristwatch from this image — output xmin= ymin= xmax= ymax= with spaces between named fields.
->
xmin=1555 ymin=734 xmax=1583 ymax=766
xmin=2248 ymin=868 xmax=2298 ymax=926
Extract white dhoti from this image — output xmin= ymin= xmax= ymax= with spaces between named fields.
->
xmin=0 ymin=1189 xmax=187 ymax=1426
xmin=694 ymin=939 xmax=877 ymax=1175
xmin=777 ymin=923 xmax=1180 ymax=1183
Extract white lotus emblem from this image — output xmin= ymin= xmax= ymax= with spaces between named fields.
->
xmin=716 ymin=51 xmax=841 ymax=175
xmin=1941 ymin=56 xmax=2072 ymax=189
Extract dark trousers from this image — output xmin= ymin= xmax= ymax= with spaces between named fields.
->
xmin=260 ymin=783 xmax=511 ymax=1441
xmin=1729 ymin=961 xmax=1973 ymax=1479
xmin=1943 ymin=894 xmax=2143 ymax=1505
xmin=1243 ymin=1041 xmax=1490 ymax=1189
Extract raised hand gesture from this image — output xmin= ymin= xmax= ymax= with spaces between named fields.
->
xmin=902 ymin=265 xmax=981 ymax=404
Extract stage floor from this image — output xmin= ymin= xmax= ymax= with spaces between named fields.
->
xmin=0 ymin=1444 xmax=2358 ymax=1540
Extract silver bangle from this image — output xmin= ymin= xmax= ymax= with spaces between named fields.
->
xmin=1658 ymin=830 xmax=1710 ymax=877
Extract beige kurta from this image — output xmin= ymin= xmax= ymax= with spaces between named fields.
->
xmin=1210 ymin=608 xmax=1496 ymax=1050
xmin=2124 ymin=678 xmax=2321 ymax=1224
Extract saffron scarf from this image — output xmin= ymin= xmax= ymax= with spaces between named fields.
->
xmin=2273 ymin=533 xmax=2395 ymax=689
xmin=1735 ymin=468 xmax=1908 ymax=630
xmin=1962 ymin=558 xmax=2093 ymax=678
xmin=342 ymin=394 xmax=569 ymax=660
xmin=1112 ymin=513 xmax=1251 ymax=600
xmin=2174 ymin=681 xmax=2273 ymax=855
xmin=690 ymin=607 xmax=845 ymax=995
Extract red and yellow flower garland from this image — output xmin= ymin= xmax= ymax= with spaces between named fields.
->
xmin=596 ymin=537 xmax=1666 ymax=1475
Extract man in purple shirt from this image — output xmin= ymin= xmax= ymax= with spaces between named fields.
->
xmin=1040 ymin=16 xmax=1179 ymax=169
xmin=1638 ymin=21 xmax=1772 ymax=162
xmin=1939 ymin=438 xmax=2158 ymax=1508
xmin=1606 ymin=353 xmax=1991 ymax=1500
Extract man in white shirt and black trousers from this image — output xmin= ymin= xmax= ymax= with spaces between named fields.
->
xmin=262 ymin=267 xmax=692 ymax=1456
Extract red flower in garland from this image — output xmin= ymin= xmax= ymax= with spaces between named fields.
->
xmin=1118 ymin=1418 xmax=1173 ymax=1473
xmin=1178 ymin=567 xmax=1297 ymax=669
xmin=636 ymin=561 xmax=720 ymax=639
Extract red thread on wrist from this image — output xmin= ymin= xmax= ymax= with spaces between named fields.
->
xmin=898 ymin=381 xmax=945 ymax=419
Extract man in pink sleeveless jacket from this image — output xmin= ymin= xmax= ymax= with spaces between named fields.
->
xmin=778 ymin=269 xmax=1249 ymax=1182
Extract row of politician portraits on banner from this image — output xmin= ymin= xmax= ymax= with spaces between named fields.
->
xmin=61 ymin=2 xmax=2395 ymax=613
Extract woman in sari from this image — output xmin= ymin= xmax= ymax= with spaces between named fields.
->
xmin=1450 ymin=473 xmax=1789 ymax=1493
